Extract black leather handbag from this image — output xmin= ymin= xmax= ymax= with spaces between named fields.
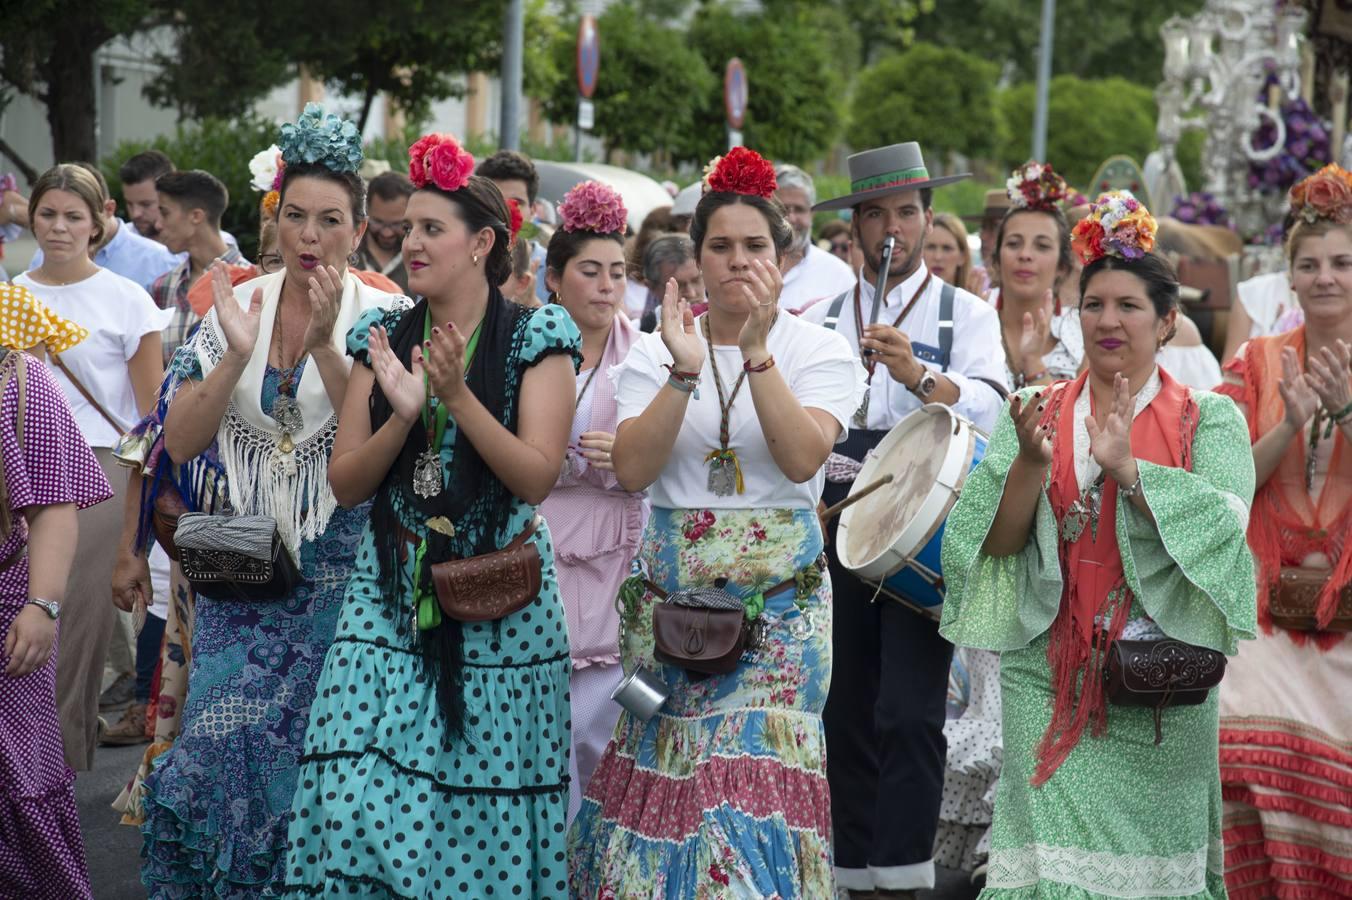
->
xmin=1103 ymin=638 xmax=1226 ymax=745
xmin=175 ymin=514 xmax=302 ymax=602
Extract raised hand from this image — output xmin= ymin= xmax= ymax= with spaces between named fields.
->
xmin=1279 ymin=346 xmax=1321 ymax=431
xmin=425 ymin=320 xmax=472 ymax=409
xmin=302 ymin=265 xmax=345 ymax=353
xmin=737 ymin=258 xmax=781 ymax=355
xmin=1305 ymin=339 xmax=1352 ymax=418
xmin=211 ymin=262 xmax=262 ymax=360
xmin=659 ymin=277 xmax=705 ymax=373
xmin=368 ymin=325 xmax=425 ymax=424
xmin=1085 ymin=372 xmax=1135 ymax=483
xmin=1010 ymin=390 xmax=1052 ymax=467
xmin=1015 ymin=290 xmax=1054 ymax=373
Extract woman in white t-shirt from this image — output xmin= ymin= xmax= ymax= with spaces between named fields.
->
xmin=569 ymin=149 xmax=864 ymax=899
xmin=14 ymin=164 xmax=169 ymax=772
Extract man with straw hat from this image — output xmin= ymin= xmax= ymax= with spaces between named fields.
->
xmin=803 ymin=141 xmax=1007 ymax=898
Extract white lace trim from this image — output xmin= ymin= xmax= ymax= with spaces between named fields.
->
xmin=988 ymin=842 xmax=1218 ymax=898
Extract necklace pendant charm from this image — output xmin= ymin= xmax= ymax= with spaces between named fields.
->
xmin=272 ymin=445 xmax=298 ymax=477
xmin=1061 ymin=500 xmax=1087 ymax=543
xmin=272 ymin=395 xmax=304 ymax=436
xmin=413 ymin=448 xmax=443 ymax=499
xmin=277 ymin=430 xmax=295 ymax=455
xmin=707 ymin=455 xmax=738 ymax=497
xmin=853 ymin=388 xmax=870 ymax=429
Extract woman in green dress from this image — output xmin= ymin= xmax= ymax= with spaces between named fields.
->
xmin=940 ymin=192 xmax=1257 ymax=898
xmin=280 ymin=133 xmax=580 ymax=897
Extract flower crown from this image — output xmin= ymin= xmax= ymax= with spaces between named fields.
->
xmin=248 ymin=144 xmax=284 ymax=216
xmin=557 ymin=181 xmax=627 ymax=235
xmin=1288 ymin=163 xmax=1352 ymax=226
xmin=1006 ymin=161 xmax=1070 ymax=212
xmin=407 ymin=133 xmax=475 ymax=194
xmin=702 ymin=147 xmax=777 ymax=198
xmin=277 ymin=103 xmax=363 ymax=175
xmin=1070 ymin=191 xmax=1157 ymax=265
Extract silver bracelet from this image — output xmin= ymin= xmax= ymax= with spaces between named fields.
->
xmin=1118 ymin=472 xmax=1143 ymax=498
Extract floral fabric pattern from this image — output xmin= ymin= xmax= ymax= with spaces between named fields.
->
xmin=570 ymin=507 xmax=836 ymax=899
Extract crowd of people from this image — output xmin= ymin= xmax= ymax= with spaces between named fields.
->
xmin=0 ymin=99 xmax=1348 ymax=900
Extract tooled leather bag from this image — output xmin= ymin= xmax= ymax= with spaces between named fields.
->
xmin=651 ymin=584 xmax=751 ymax=676
xmin=152 ymin=489 xmax=189 ymax=561
xmin=430 ymin=517 xmax=543 ymax=622
xmin=1103 ymin=638 xmax=1227 ymax=744
xmin=1269 ymin=566 xmax=1352 ymax=632
xmin=175 ymin=514 xmax=301 ymax=602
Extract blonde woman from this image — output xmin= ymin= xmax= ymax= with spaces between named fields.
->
xmin=925 ymin=212 xmax=974 ymax=292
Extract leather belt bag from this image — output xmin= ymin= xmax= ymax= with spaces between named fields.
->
xmin=651 ymin=584 xmax=751 ymax=676
xmin=1103 ymin=638 xmax=1226 ymax=745
xmin=1269 ymin=566 xmax=1352 ymax=632
xmin=152 ymin=488 xmax=189 ymax=561
xmin=176 ymin=515 xmax=301 ymax=602
xmin=429 ymin=517 xmax=543 ymax=623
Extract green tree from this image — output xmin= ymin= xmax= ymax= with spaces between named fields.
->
xmin=997 ymin=76 xmax=1158 ymax=188
xmin=540 ymin=3 xmax=714 ymax=162
xmin=677 ymin=3 xmax=843 ymax=165
xmin=1 ymin=0 xmax=152 ymax=172
xmin=912 ymin=0 xmax=1205 ymax=86
xmin=848 ymin=45 xmax=1001 ymax=168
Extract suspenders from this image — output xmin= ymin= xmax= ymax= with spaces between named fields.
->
xmin=823 ymin=280 xmax=956 ymax=372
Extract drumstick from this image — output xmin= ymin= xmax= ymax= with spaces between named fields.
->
xmin=820 ymin=474 xmax=894 ymax=522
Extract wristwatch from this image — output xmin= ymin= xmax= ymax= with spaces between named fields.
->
xmin=27 ymin=598 xmax=59 ymax=620
xmin=910 ymin=369 xmax=938 ymax=401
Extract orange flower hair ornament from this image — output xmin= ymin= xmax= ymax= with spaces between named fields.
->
xmin=1288 ymin=163 xmax=1352 ymax=225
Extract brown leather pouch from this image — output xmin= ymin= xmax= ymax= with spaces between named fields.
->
xmin=1270 ymin=566 xmax=1352 ymax=632
xmin=152 ymin=489 xmax=189 ymax=561
xmin=430 ymin=518 xmax=543 ymax=622
xmin=651 ymin=586 xmax=751 ymax=676
xmin=1103 ymin=638 xmax=1226 ymax=745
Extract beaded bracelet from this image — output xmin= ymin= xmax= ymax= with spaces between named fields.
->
xmin=743 ymin=355 xmax=775 ymax=373
xmin=1013 ymin=369 xmax=1049 ymax=389
xmin=1332 ymin=399 xmax=1352 ymax=425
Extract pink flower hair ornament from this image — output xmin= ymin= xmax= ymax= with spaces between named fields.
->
xmin=558 ymin=181 xmax=628 ymax=235
xmin=407 ymin=133 xmax=475 ymax=194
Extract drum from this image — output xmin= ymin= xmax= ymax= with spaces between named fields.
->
xmin=836 ymin=404 xmax=987 ymax=620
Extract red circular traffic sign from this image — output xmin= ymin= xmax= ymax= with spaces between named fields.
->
xmin=577 ymin=15 xmax=600 ymax=99
xmin=724 ymin=58 xmax=748 ymax=130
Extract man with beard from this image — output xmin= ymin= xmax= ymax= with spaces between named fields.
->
xmin=774 ymin=164 xmax=855 ymax=312
xmin=353 ymin=171 xmax=412 ymax=292
xmin=802 ymin=141 xmax=1006 ymax=899
xmin=120 ymin=150 xmax=175 ymax=240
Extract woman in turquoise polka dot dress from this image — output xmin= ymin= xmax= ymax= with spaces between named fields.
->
xmin=281 ymin=134 xmax=581 ymax=898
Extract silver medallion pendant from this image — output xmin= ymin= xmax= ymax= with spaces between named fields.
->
xmin=413 ymin=447 xmax=443 ymax=499
xmin=272 ymin=395 xmax=304 ymax=436
xmin=852 ymin=387 xmax=870 ymax=429
xmin=707 ymin=456 xmax=738 ymax=497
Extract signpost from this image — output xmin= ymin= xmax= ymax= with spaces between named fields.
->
xmin=724 ymin=57 xmax=748 ymax=150
xmin=576 ymin=14 xmax=599 ymax=162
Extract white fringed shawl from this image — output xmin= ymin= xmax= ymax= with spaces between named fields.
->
xmin=193 ymin=270 xmax=410 ymax=550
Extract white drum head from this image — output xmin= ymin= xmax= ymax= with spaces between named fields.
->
xmin=841 ymin=407 xmax=953 ymax=571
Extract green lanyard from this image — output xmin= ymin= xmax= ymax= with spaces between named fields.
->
xmin=414 ymin=311 xmax=483 ymax=632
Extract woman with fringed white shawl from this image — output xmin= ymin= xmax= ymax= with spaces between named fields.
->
xmin=139 ymin=105 xmax=410 ymax=897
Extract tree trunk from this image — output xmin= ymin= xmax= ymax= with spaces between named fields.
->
xmin=43 ymin=33 xmax=100 ymax=163
xmin=357 ymin=83 xmax=378 ymax=134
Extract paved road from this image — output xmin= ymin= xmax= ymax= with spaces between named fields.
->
xmin=76 ymin=742 xmax=981 ymax=899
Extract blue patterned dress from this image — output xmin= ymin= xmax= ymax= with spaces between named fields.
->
xmin=281 ymin=303 xmax=581 ymax=898
xmin=140 ymin=358 xmax=368 ymax=898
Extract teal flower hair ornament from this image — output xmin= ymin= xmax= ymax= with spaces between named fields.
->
xmin=277 ymin=102 xmax=363 ymax=175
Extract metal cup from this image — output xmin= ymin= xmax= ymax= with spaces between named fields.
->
xmin=610 ymin=667 xmax=670 ymax=721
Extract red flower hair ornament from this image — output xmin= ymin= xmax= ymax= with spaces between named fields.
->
xmin=557 ymin=181 xmax=628 ymax=235
xmin=506 ymin=198 xmax=525 ymax=245
xmin=702 ymin=147 xmax=777 ymax=198
xmin=407 ymin=133 xmax=475 ymax=193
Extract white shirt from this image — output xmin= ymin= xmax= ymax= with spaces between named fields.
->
xmin=1157 ymin=343 xmax=1222 ymax=391
xmin=801 ymin=262 xmax=1007 ymax=435
xmin=1237 ymin=270 xmax=1299 ymax=337
xmin=623 ymin=277 xmax=650 ymax=320
xmin=15 ymin=268 xmax=173 ymax=447
xmin=778 ymin=244 xmax=857 ymax=313
xmin=613 ymin=311 xmax=864 ymax=510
